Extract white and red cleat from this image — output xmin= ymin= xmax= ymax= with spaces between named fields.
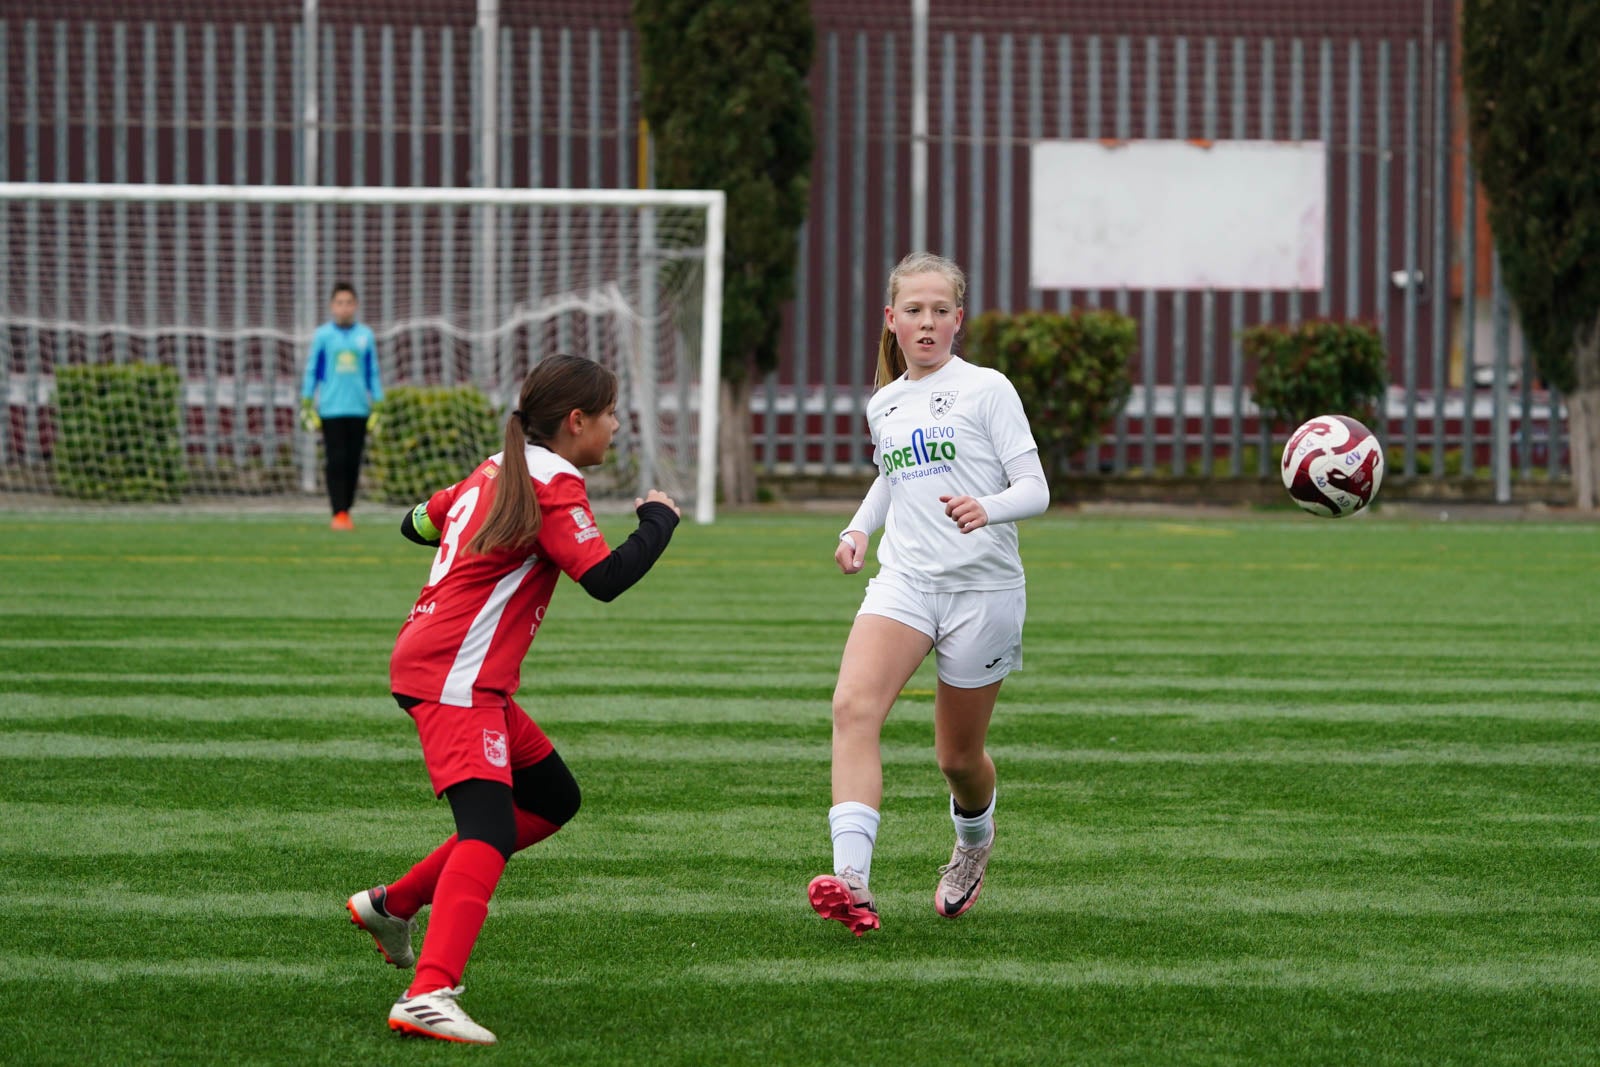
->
xmin=388 ymin=985 xmax=496 ymax=1045
xmin=808 ymin=866 xmax=880 ymax=936
xmin=346 ymin=885 xmax=416 ymax=969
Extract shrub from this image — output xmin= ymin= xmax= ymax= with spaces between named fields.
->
xmin=964 ymin=309 xmax=1136 ymax=480
xmin=366 ymin=385 xmax=503 ymax=504
xmin=1245 ymin=319 xmax=1388 ymax=430
xmin=53 ymin=363 xmax=186 ymax=502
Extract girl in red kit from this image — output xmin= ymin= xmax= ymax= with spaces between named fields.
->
xmin=344 ymin=354 xmax=680 ymax=1045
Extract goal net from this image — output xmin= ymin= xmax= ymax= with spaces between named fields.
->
xmin=0 ymin=182 xmax=725 ymax=522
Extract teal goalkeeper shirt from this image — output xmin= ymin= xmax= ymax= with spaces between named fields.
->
xmin=301 ymin=321 xmax=384 ymax=417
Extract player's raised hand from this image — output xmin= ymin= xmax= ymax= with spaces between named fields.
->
xmin=940 ymin=494 xmax=989 ymax=534
xmin=835 ymin=531 xmax=867 ymax=574
xmin=634 ymin=489 xmax=680 ymax=517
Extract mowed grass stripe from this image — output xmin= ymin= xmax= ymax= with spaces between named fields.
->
xmin=4 ymin=779 xmax=1591 ymax=859
xmin=13 ymin=707 xmax=1600 ymax=750
xmin=4 ymin=693 xmax=1596 ymax=727
xmin=0 ymin=956 xmax=338 ymax=982
xmin=6 ymin=674 xmax=1595 ymax=706
xmin=5 ymin=731 xmax=1598 ymax=766
xmin=686 ymin=956 xmax=1600 ymax=992
xmin=0 ymin=676 xmax=840 ymax=700
xmin=6 ymin=953 xmax=1597 ymax=993
xmin=7 ymin=669 xmax=1598 ymax=696
xmin=13 ymin=870 xmax=1597 ymax=920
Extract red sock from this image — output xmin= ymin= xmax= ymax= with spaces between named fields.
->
xmin=383 ymin=834 xmax=457 ymax=920
xmin=514 ymin=810 xmax=560 ymax=852
xmin=409 ymin=839 xmax=507 ymax=996
xmin=384 ymin=812 xmax=555 ymax=920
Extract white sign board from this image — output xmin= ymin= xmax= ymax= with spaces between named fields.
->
xmin=1030 ymin=139 xmax=1326 ymax=291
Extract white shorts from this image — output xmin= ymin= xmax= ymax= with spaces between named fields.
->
xmin=856 ymin=574 xmax=1026 ymax=689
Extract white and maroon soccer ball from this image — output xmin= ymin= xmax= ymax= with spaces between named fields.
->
xmin=1280 ymin=415 xmax=1385 ymax=518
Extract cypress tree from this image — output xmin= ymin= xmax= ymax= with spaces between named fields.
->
xmin=1462 ymin=0 xmax=1600 ymax=506
xmin=634 ymin=0 xmax=814 ymax=504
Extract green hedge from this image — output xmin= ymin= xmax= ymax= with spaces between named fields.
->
xmin=53 ymin=363 xmax=187 ymax=502
xmin=366 ymin=385 xmax=503 ymax=504
xmin=1245 ymin=319 xmax=1389 ymax=430
xmin=965 ymin=309 xmax=1137 ymax=479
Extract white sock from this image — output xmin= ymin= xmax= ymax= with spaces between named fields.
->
xmin=828 ymin=801 xmax=881 ymax=884
xmin=950 ymin=790 xmax=995 ymax=847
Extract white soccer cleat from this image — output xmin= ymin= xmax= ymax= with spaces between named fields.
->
xmin=346 ymin=886 xmax=416 ymax=969
xmin=935 ymin=833 xmax=993 ymax=918
xmin=388 ymin=985 xmax=497 ymax=1045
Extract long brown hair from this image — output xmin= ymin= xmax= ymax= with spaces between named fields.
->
xmin=465 ymin=354 xmax=618 ymax=557
xmin=874 ymin=251 xmax=968 ymax=388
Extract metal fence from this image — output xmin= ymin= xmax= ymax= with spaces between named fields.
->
xmin=0 ymin=8 xmax=1561 ymax=498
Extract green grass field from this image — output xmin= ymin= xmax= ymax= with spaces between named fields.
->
xmin=4 ymin=505 xmax=1598 ymax=1065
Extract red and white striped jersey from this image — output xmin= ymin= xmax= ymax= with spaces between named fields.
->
xmin=389 ymin=444 xmax=612 ymax=707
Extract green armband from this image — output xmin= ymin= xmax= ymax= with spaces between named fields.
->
xmin=411 ymin=502 xmax=441 ymax=542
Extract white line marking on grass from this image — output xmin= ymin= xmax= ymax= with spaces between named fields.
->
xmin=0 ymin=956 xmax=334 ymax=982
xmin=0 ymin=694 xmax=408 ymax=722
xmin=685 ymin=956 xmax=1600 ymax=992
xmin=0 ymin=734 xmax=415 ymax=760
xmin=0 ymin=803 xmax=450 ymax=855
xmin=0 ymin=693 xmax=837 ymax=725
xmin=2 ymin=672 xmax=380 ymax=688
xmin=553 ymin=735 xmax=1600 ymax=767
xmin=996 ymin=700 xmax=1600 ymax=722
xmin=7 ymin=891 xmax=349 ymax=917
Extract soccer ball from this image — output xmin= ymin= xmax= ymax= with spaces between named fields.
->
xmin=1280 ymin=415 xmax=1384 ymax=517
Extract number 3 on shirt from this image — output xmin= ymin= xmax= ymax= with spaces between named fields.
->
xmin=427 ymin=486 xmax=482 ymax=587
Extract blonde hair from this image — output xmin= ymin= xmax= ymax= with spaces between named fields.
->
xmin=874 ymin=251 xmax=967 ymax=388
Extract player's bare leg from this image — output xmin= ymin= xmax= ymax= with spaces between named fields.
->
xmin=810 ymin=613 xmax=932 ymax=934
xmin=831 ymin=614 xmax=933 ymax=810
xmin=932 ymin=678 xmax=1002 ymax=918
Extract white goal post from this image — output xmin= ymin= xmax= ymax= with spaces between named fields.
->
xmin=0 ymin=182 xmax=725 ymax=523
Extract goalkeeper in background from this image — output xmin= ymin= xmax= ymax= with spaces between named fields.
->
xmin=301 ymin=281 xmax=384 ymax=530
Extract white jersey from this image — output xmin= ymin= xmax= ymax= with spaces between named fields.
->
xmin=867 ymin=356 xmax=1039 ymax=591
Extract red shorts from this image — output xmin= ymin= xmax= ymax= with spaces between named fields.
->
xmin=405 ymin=695 xmax=554 ymax=796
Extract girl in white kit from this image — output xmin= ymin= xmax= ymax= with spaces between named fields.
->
xmin=808 ymin=252 xmax=1051 ymax=936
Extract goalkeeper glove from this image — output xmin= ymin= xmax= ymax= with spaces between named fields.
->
xmin=366 ymin=404 xmax=382 ymax=434
xmin=300 ymin=399 xmax=321 ymax=432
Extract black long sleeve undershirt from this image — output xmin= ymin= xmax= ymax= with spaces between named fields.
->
xmin=576 ymin=501 xmax=678 ymax=602
xmin=398 ymin=500 xmax=679 ymax=602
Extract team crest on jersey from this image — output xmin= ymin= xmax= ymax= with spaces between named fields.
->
xmin=569 ymin=507 xmax=594 ymax=529
xmin=483 ymin=729 xmax=509 ymax=768
xmin=930 ymin=391 xmax=959 ymax=419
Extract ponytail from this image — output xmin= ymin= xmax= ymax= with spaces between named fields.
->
xmin=465 ymin=353 xmax=618 ymax=558
xmin=875 ymin=323 xmax=906 ymax=389
xmin=465 ymin=411 xmax=543 ymax=556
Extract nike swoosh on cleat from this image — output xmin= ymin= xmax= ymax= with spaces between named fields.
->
xmin=942 ymin=881 xmax=981 ymax=914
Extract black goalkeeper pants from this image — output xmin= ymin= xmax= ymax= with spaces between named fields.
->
xmin=321 ymin=416 xmax=368 ymax=515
